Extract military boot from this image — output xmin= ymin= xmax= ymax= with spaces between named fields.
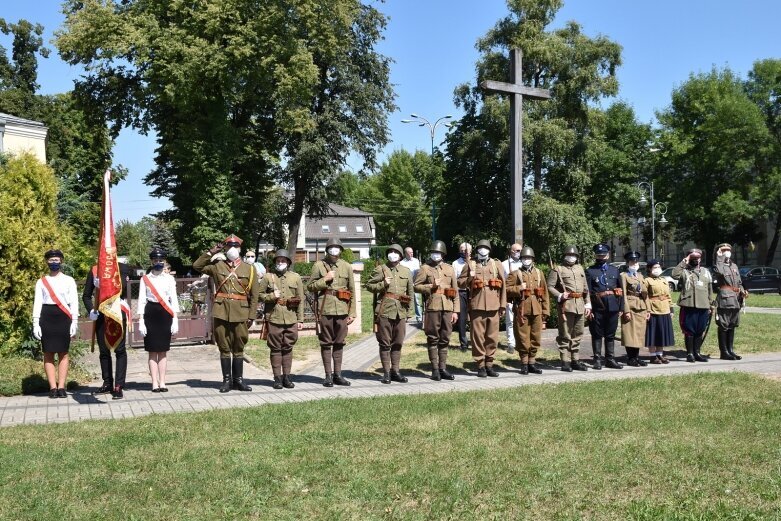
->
xmin=519 ymin=365 xmax=529 ymax=375
xmin=282 ymin=374 xmax=295 ymax=389
xmin=727 ymin=328 xmax=741 ymax=360
xmin=571 ymin=360 xmax=589 ymax=371
xmin=333 ymin=372 xmax=351 ymax=386
xmin=685 ymin=336 xmax=695 ymax=363
xmin=528 ymin=363 xmax=543 ymax=374
xmin=430 ymin=368 xmax=441 ymax=381
xmin=390 ymin=370 xmax=408 ymax=383
xmin=219 ymin=358 xmax=232 ymax=393
xmin=232 ymin=358 xmax=252 ymax=391
xmin=323 ymin=373 xmax=334 ymax=387
xmin=439 ymin=367 xmax=455 ymax=380
xmin=272 ymin=376 xmax=283 ymax=390
xmin=604 ymin=340 xmax=623 ymax=369
xmin=718 ymin=329 xmax=733 ymax=360
xmin=485 ymin=366 xmax=499 ymax=377
xmin=477 ymin=367 xmax=488 ymax=378
xmin=381 ymin=372 xmax=391 ymax=384
xmin=591 ymin=338 xmax=603 ymax=370
xmin=693 ymin=336 xmax=708 ymax=362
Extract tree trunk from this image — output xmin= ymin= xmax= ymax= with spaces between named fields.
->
xmin=533 ymin=139 xmax=543 ymax=191
xmin=286 ymin=216 xmax=301 ymax=259
xmin=765 ymin=210 xmax=781 ymax=265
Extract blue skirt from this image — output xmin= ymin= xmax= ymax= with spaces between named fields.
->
xmin=645 ymin=313 xmax=675 ymax=348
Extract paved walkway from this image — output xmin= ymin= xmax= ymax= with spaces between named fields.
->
xmin=2 ymin=321 xmax=780 ymax=427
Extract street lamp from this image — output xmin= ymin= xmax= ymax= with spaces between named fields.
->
xmin=637 ymin=181 xmax=669 ymax=259
xmin=401 ymin=114 xmax=454 ymax=240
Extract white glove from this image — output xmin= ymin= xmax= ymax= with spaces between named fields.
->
xmin=138 ymin=317 xmax=147 ymax=337
xmin=70 ymin=321 xmax=78 ymax=338
xmin=171 ymin=316 xmax=179 ymax=335
xmin=211 ymin=252 xmax=227 ymax=262
xmin=89 ymin=309 xmax=99 ymax=321
xmin=33 ymin=321 xmax=42 ymax=340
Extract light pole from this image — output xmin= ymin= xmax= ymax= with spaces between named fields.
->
xmin=401 ymin=114 xmax=453 ymax=240
xmin=637 ymin=181 xmax=668 ymax=260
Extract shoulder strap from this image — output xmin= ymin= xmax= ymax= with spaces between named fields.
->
xmin=40 ymin=277 xmax=72 ymax=320
xmin=142 ymin=274 xmax=174 ymax=317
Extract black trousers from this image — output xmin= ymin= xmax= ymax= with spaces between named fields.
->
xmin=96 ymin=314 xmax=128 ymax=387
xmin=588 ymin=310 xmax=619 ymax=342
xmin=457 ymin=290 xmax=469 ymax=348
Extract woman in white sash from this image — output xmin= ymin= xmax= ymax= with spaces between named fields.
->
xmin=138 ymin=248 xmax=180 ymax=392
xmin=32 ymin=249 xmax=79 ymax=398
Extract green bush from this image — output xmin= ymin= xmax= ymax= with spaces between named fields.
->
xmin=360 ymin=258 xmax=381 ymax=285
xmin=292 ymin=261 xmax=313 ymax=277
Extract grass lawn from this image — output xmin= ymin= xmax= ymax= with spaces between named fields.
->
xmin=670 ymin=291 xmax=781 ymax=308
xmin=1 ymin=372 xmax=779 ymax=519
xmin=0 ymin=356 xmax=93 ymax=397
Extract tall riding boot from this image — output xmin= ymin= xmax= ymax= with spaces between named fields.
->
xmin=219 ymin=358 xmax=232 ymax=393
xmin=685 ymin=336 xmax=695 ymax=363
xmin=604 ymin=340 xmax=623 ymax=369
xmin=717 ymin=329 xmax=733 ymax=360
xmin=591 ymin=338 xmax=602 ymax=369
xmin=727 ymin=328 xmax=741 ymax=360
xmin=428 ymin=346 xmax=441 ymax=380
xmin=693 ymin=336 xmax=708 ymax=362
xmin=232 ymin=357 xmax=252 ymax=391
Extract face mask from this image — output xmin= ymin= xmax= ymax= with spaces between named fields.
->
xmin=226 ymin=247 xmax=240 ymax=261
xmin=689 ymin=258 xmax=700 ymax=267
xmin=564 ymin=255 xmax=577 ymax=265
xmin=430 ymin=253 xmax=442 ymax=263
xmin=327 ymin=247 xmax=341 ymax=257
xmin=153 ymin=262 xmax=165 ymax=271
xmin=244 ymin=256 xmax=255 ymax=263
xmin=627 ymin=262 xmax=638 ymax=270
xmin=723 ymin=251 xmax=732 ymax=260
xmin=387 ymin=252 xmax=400 ymax=263
xmin=651 ymin=267 xmax=662 ymax=277
xmin=596 ymin=256 xmax=608 ymax=264
xmin=510 ymin=252 xmax=520 ymax=261
xmin=276 ymin=262 xmax=288 ymax=272
xmin=521 ymin=258 xmax=533 ymax=267
xmin=459 ymin=252 xmax=466 ymax=259
xmin=47 ymin=262 xmax=61 ymax=272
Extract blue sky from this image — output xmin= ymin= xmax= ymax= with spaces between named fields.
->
xmin=2 ymin=0 xmax=780 ymax=223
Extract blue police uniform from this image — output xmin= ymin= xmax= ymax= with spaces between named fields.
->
xmin=585 ymin=244 xmax=624 ymax=369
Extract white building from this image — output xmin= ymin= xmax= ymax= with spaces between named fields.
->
xmin=0 ymin=112 xmax=48 ymax=163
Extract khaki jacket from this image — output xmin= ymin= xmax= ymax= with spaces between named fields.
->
xmin=306 ymin=258 xmax=356 ymax=318
xmin=713 ymin=259 xmax=744 ymax=309
xmin=414 ymin=261 xmax=460 ymax=313
xmin=672 ymin=261 xmax=712 ymax=309
xmin=620 ymin=272 xmax=648 ymax=313
xmin=506 ymin=266 xmax=549 ymax=317
xmin=192 ymin=252 xmax=260 ymax=322
xmin=258 ymin=270 xmax=305 ymax=325
xmin=644 ymin=276 xmax=672 ymax=314
xmin=547 ymin=264 xmax=589 ymax=314
xmin=365 ymin=263 xmax=414 ymax=320
xmin=457 ymin=258 xmax=506 ymax=311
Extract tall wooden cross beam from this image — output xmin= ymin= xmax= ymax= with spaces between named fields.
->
xmin=480 ymin=48 xmax=551 ymax=246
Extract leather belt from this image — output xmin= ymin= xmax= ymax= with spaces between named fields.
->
xmin=596 ymin=290 xmax=618 ymax=298
xmin=216 ymin=292 xmax=247 ymax=301
xmin=720 ymin=285 xmax=741 ymax=292
xmin=565 ymin=292 xmax=584 ymax=299
xmin=433 ymin=288 xmax=445 ymax=295
xmin=385 ymin=292 xmax=404 ymax=300
xmin=650 ymin=295 xmax=671 ymax=301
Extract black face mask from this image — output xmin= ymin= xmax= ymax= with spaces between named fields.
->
xmin=688 ymin=259 xmax=700 ymax=268
xmin=153 ymin=262 xmax=165 ymax=271
xmin=47 ymin=262 xmax=61 ymax=272
xmin=595 ymin=258 xmax=607 ymax=265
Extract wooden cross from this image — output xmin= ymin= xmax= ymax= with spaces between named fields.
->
xmin=480 ymin=48 xmax=551 ymax=246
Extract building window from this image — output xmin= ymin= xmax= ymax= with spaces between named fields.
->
xmin=338 ymin=225 xmax=347 ymax=233
xmin=321 ymin=225 xmax=330 ymax=233
xmin=355 ymin=225 xmax=364 ymax=233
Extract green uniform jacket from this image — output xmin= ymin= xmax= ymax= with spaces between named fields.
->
xmin=306 ymin=258 xmax=356 ymax=318
xmin=672 ymin=261 xmax=712 ymax=309
xmin=506 ymin=266 xmax=550 ymax=317
xmin=547 ymin=264 xmax=589 ymax=314
xmin=365 ymin=263 xmax=414 ymax=320
xmin=193 ymin=252 xmax=260 ymax=322
xmin=414 ymin=261 xmax=460 ymax=313
xmin=258 ymin=270 xmax=305 ymax=325
xmin=457 ymin=258 xmax=507 ymax=311
xmin=712 ymin=259 xmax=744 ymax=309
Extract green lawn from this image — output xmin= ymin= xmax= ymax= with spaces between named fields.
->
xmin=671 ymin=291 xmax=781 ymax=308
xmin=1 ymin=372 xmax=779 ymax=519
xmin=0 ymin=356 xmax=93 ymax=397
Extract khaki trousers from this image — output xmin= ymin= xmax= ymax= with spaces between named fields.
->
xmin=556 ymin=311 xmax=584 ymax=362
xmin=424 ymin=310 xmax=453 ymax=348
xmin=470 ymin=309 xmax=500 ymax=368
xmin=214 ymin=318 xmax=249 ymax=358
xmin=514 ymin=313 xmax=543 ymax=364
xmin=268 ymin=322 xmax=297 ymax=377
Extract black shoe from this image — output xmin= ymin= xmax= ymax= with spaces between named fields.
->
xmin=571 ymin=361 xmax=588 ymax=371
xmin=627 ymin=358 xmax=647 ymax=367
xmin=459 ymin=345 xmax=468 ymax=352
xmin=390 ymin=371 xmax=408 ymax=383
xmin=152 ymin=387 xmax=162 ymax=393
xmin=730 ymin=352 xmax=742 ymax=361
xmin=693 ymin=337 xmax=708 ymax=362
xmin=686 ymin=354 xmax=695 ymax=363
xmin=381 ymin=372 xmax=391 ymax=384
xmin=727 ymin=329 xmax=741 ymax=360
xmin=519 ymin=365 xmax=529 ymax=375
xmin=636 ymin=358 xmax=648 ymax=367
xmin=592 ymin=356 xmax=602 ymax=370
xmin=323 ymin=374 xmax=334 ymax=387
xmin=528 ymin=364 xmax=543 ymax=374
xmin=430 ymin=369 xmax=441 ymax=381
xmin=272 ymin=376 xmax=283 ymax=390
xmin=94 ymin=383 xmax=113 ymax=395
xmin=485 ymin=367 xmax=499 ymax=377
xmin=605 ymin=358 xmax=623 ymax=369
xmin=561 ymin=363 xmax=573 ymax=372
xmin=477 ymin=367 xmax=487 ymax=378
xmin=439 ymin=368 xmax=455 ymax=380
xmin=49 ymin=388 xmax=58 ymax=399
xmin=233 ymin=379 xmax=252 ymax=391
xmin=685 ymin=336 xmax=695 ymax=363
xmin=219 ymin=378 xmax=232 ymax=393
xmin=160 ymin=387 xmax=168 ymax=392
xmin=282 ymin=375 xmax=295 ymax=389
xmin=333 ymin=372 xmax=351 ymax=386
xmin=112 ymin=386 xmax=123 ymax=400
xmin=57 ymin=388 xmax=67 ymax=398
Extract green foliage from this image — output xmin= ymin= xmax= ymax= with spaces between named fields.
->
xmin=291 ymin=262 xmax=313 ymax=278
xmin=0 ymin=153 xmax=76 ymax=356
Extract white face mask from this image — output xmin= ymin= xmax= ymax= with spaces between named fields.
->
xmin=244 ymin=256 xmax=255 ymax=264
xmin=723 ymin=251 xmax=732 ymax=260
xmin=628 ymin=262 xmax=638 ymax=270
xmin=430 ymin=252 xmax=442 ymax=263
xmin=651 ymin=267 xmax=662 ymax=277
xmin=226 ymin=247 xmax=240 ymax=261
xmin=510 ymin=252 xmax=520 ymax=261
xmin=327 ymin=247 xmax=341 ymax=257
xmin=276 ymin=262 xmax=288 ymax=272
xmin=564 ymin=255 xmax=577 ymax=265
xmin=521 ymin=258 xmax=533 ymax=267
xmin=477 ymin=248 xmax=489 ymax=260
xmin=387 ymin=252 xmax=400 ymax=263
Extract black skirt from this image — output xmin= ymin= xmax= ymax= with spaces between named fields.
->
xmin=645 ymin=313 xmax=675 ymax=348
xmin=144 ymin=301 xmax=173 ymax=352
xmin=41 ymin=304 xmax=71 ymax=353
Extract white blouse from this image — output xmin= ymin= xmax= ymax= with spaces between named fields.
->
xmin=32 ymin=274 xmax=79 ymax=321
xmin=137 ymin=272 xmax=180 ymax=316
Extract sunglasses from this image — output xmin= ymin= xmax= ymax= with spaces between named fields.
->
xmin=511 ymin=250 xmax=521 ymax=253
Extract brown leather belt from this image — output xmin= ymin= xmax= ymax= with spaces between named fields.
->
xmin=216 ymin=292 xmax=247 ymax=301
xmin=566 ymin=292 xmax=584 ymax=299
xmin=596 ymin=290 xmax=619 ymax=298
xmin=276 ymin=298 xmax=301 ymax=306
xmin=650 ymin=295 xmax=671 ymax=301
xmin=720 ymin=285 xmax=741 ymax=292
xmin=432 ymin=288 xmax=445 ymax=295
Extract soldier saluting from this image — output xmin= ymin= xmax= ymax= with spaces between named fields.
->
xmin=307 ymin=237 xmax=356 ymax=387
xmin=672 ymin=248 xmax=712 ymax=363
xmin=366 ymin=243 xmax=414 ymax=384
xmin=193 ymin=234 xmax=260 ymax=392
xmin=712 ymin=243 xmax=746 ymax=360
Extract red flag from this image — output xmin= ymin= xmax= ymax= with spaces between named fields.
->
xmin=97 ymin=169 xmax=124 ymax=349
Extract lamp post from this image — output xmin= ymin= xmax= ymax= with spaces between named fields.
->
xmin=401 ymin=114 xmax=453 ymax=240
xmin=637 ymin=181 xmax=668 ymax=260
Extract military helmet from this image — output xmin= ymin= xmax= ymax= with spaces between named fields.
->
xmin=563 ymin=245 xmax=579 ymax=257
xmin=520 ymin=246 xmax=535 ymax=258
xmin=387 ymin=244 xmax=403 ymax=256
xmin=429 ymin=240 xmax=447 ymax=255
xmin=325 ymin=237 xmax=343 ymax=251
xmin=476 ymin=239 xmax=491 ymax=252
xmin=624 ymin=250 xmax=641 ymax=261
xmin=274 ymin=249 xmax=292 ymax=263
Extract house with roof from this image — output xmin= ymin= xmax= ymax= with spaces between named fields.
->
xmin=0 ymin=112 xmax=48 ymax=163
xmin=295 ymin=203 xmax=376 ymax=261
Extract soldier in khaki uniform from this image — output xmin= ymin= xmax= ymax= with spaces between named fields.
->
xmin=193 ymin=234 xmax=260 ymax=392
xmin=547 ymin=246 xmax=592 ymax=371
xmin=366 ymin=244 xmax=414 ymax=384
xmin=414 ymin=240 xmax=460 ymax=381
xmin=619 ymin=251 xmax=649 ymax=367
xmin=307 ymin=237 xmax=356 ymax=387
xmin=458 ymin=239 xmax=506 ymax=377
xmin=713 ymin=243 xmax=746 ymax=360
xmin=258 ymin=249 xmax=304 ymax=390
xmin=505 ymin=246 xmax=549 ymax=375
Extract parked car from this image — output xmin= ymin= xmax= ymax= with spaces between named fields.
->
xmin=611 ymin=261 xmax=648 ymax=277
xmin=738 ymin=266 xmax=781 ymax=294
xmin=660 ymin=267 xmax=678 ymax=292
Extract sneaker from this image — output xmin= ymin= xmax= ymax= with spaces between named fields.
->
xmin=93 ymin=383 xmax=113 ymax=395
